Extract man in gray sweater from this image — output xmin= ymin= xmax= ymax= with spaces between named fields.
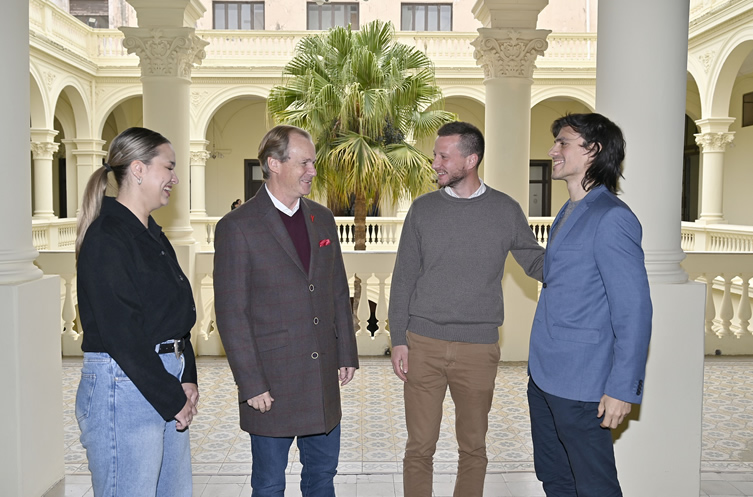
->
xmin=389 ymin=121 xmax=545 ymax=497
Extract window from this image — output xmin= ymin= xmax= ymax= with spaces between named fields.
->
xmin=307 ymin=2 xmax=359 ymax=30
xmin=401 ymin=3 xmax=452 ymax=31
xmin=744 ymin=92 xmax=753 ymax=127
xmin=214 ymin=1 xmax=264 ymax=30
xmin=70 ymin=0 xmax=109 ymax=28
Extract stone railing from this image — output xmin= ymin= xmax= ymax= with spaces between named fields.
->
xmin=30 ymin=0 xmax=599 ymax=70
xmin=34 ymin=246 xmax=753 ymax=357
xmin=681 ymin=222 xmax=753 ymax=252
xmin=32 ymin=218 xmax=78 ymax=250
xmin=335 ymin=217 xmax=404 ymax=251
xmin=682 ymin=253 xmax=753 ymax=355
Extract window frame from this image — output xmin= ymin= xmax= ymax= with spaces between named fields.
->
xmin=213 ymin=1 xmax=265 ymax=30
xmin=401 ymin=3 xmax=453 ymax=31
xmin=307 ymin=2 xmax=360 ymax=30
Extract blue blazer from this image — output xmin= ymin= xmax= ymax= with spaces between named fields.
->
xmin=528 ymin=185 xmax=652 ymax=404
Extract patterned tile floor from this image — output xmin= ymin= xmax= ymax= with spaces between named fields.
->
xmin=52 ymin=356 xmax=753 ymax=496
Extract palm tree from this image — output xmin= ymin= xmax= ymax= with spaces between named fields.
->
xmin=268 ymin=20 xmax=455 ymax=250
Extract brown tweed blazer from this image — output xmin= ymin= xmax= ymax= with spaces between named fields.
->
xmin=213 ymin=187 xmax=358 ymax=437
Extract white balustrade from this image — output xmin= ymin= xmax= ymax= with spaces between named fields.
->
xmin=32 ymin=247 xmax=753 ymax=356
xmin=529 ymin=217 xmax=553 ymax=246
xmin=29 ymin=0 xmax=602 ymax=72
xmin=681 ymin=222 xmax=753 ymax=252
xmin=35 ymin=251 xmax=82 ymax=356
xmin=342 ymin=251 xmax=397 ymax=356
xmin=683 ymin=253 xmax=753 ymax=354
xmin=31 ymin=218 xmax=78 ymax=250
xmin=334 ymin=217 xmax=403 ymax=250
xmin=190 ymin=217 xmax=221 ymax=251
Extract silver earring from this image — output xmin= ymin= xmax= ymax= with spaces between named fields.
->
xmin=137 ymin=177 xmax=142 ymax=185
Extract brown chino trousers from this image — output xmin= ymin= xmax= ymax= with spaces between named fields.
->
xmin=403 ymin=331 xmax=500 ymax=497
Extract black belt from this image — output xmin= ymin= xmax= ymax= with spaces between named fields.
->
xmin=157 ymin=338 xmax=186 ymax=356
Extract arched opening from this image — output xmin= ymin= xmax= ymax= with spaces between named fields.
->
xmin=204 ymin=95 xmax=268 ymax=217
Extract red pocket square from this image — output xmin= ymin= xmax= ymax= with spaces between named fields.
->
xmin=319 ymin=239 xmax=331 ymax=247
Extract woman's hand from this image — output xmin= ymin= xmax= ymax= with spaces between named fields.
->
xmin=175 ymin=383 xmax=199 ymax=430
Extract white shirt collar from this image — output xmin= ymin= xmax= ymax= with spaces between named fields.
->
xmin=265 ymin=184 xmax=300 ymax=217
xmin=445 ymin=179 xmax=486 ymax=199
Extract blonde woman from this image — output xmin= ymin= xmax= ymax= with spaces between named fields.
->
xmin=75 ymin=127 xmax=198 ymax=496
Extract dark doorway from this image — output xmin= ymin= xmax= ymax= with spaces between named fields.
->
xmin=58 ymin=157 xmax=67 ymax=218
xmin=244 ymin=159 xmax=264 ymax=201
xmin=682 ymin=115 xmax=700 ymax=222
xmin=529 ymin=160 xmax=551 ymax=217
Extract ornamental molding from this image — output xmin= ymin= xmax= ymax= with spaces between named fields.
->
xmin=471 ymin=29 xmax=550 ymax=80
xmin=191 ymin=90 xmax=210 ymax=107
xmin=698 ymin=50 xmax=716 ymax=73
xmin=120 ymin=28 xmax=209 ymax=80
xmin=30 ymin=141 xmax=60 ymax=160
xmin=190 ymin=150 xmax=211 ymax=165
xmin=43 ymin=71 xmax=57 ymax=90
xmin=695 ymin=131 xmax=734 ymax=152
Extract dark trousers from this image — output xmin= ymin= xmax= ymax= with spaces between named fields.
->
xmin=527 ymin=378 xmax=622 ymax=497
xmin=250 ymin=423 xmax=341 ymax=497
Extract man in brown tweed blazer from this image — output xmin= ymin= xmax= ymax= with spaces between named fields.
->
xmin=213 ymin=125 xmax=359 ymax=497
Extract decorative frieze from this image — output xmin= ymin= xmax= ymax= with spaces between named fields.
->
xmin=695 ymin=131 xmax=734 ymax=152
xmin=120 ymin=27 xmax=209 ymax=80
xmin=30 ymin=141 xmax=60 ymax=160
xmin=472 ymin=28 xmax=550 ymax=80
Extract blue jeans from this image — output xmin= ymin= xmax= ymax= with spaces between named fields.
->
xmin=528 ymin=377 xmax=622 ymax=497
xmin=76 ymin=352 xmax=192 ymax=497
xmin=250 ymin=423 xmax=341 ymax=497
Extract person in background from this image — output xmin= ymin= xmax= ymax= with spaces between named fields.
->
xmin=75 ymin=127 xmax=198 ymax=496
xmin=231 ymin=198 xmax=243 ymax=210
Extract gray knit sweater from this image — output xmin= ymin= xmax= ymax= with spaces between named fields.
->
xmin=388 ymin=188 xmax=545 ymax=346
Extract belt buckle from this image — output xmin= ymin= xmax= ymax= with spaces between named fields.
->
xmin=174 ymin=340 xmax=181 ymax=359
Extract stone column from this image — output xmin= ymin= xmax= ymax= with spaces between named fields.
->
xmin=471 ymin=0 xmax=549 ymax=361
xmin=695 ymin=118 xmax=734 ymax=224
xmin=30 ymin=129 xmax=59 ymax=219
xmin=70 ymin=138 xmax=107 ymax=215
xmin=596 ymin=1 xmax=706 ymax=495
xmin=120 ymin=26 xmax=207 ymax=246
xmin=1 ymin=2 xmax=63 ymax=496
xmin=190 ymin=140 xmax=210 ymax=218
xmin=471 ymin=28 xmax=549 ymax=204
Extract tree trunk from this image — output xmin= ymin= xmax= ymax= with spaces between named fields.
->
xmin=353 ymin=190 xmax=367 ymax=251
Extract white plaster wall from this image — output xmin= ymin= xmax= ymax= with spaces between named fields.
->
xmin=538 ymin=0 xmax=598 ymax=33
xmin=722 ymin=73 xmax=753 ymax=226
xmin=204 ymin=99 xmax=269 ymax=216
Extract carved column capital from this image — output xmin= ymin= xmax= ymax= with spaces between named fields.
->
xmin=472 ymin=28 xmax=550 ymax=80
xmin=120 ymin=27 xmax=209 ymax=80
xmin=695 ymin=132 xmax=734 ymax=153
xmin=30 ymin=141 xmax=60 ymax=160
xmin=190 ymin=150 xmax=211 ymax=166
